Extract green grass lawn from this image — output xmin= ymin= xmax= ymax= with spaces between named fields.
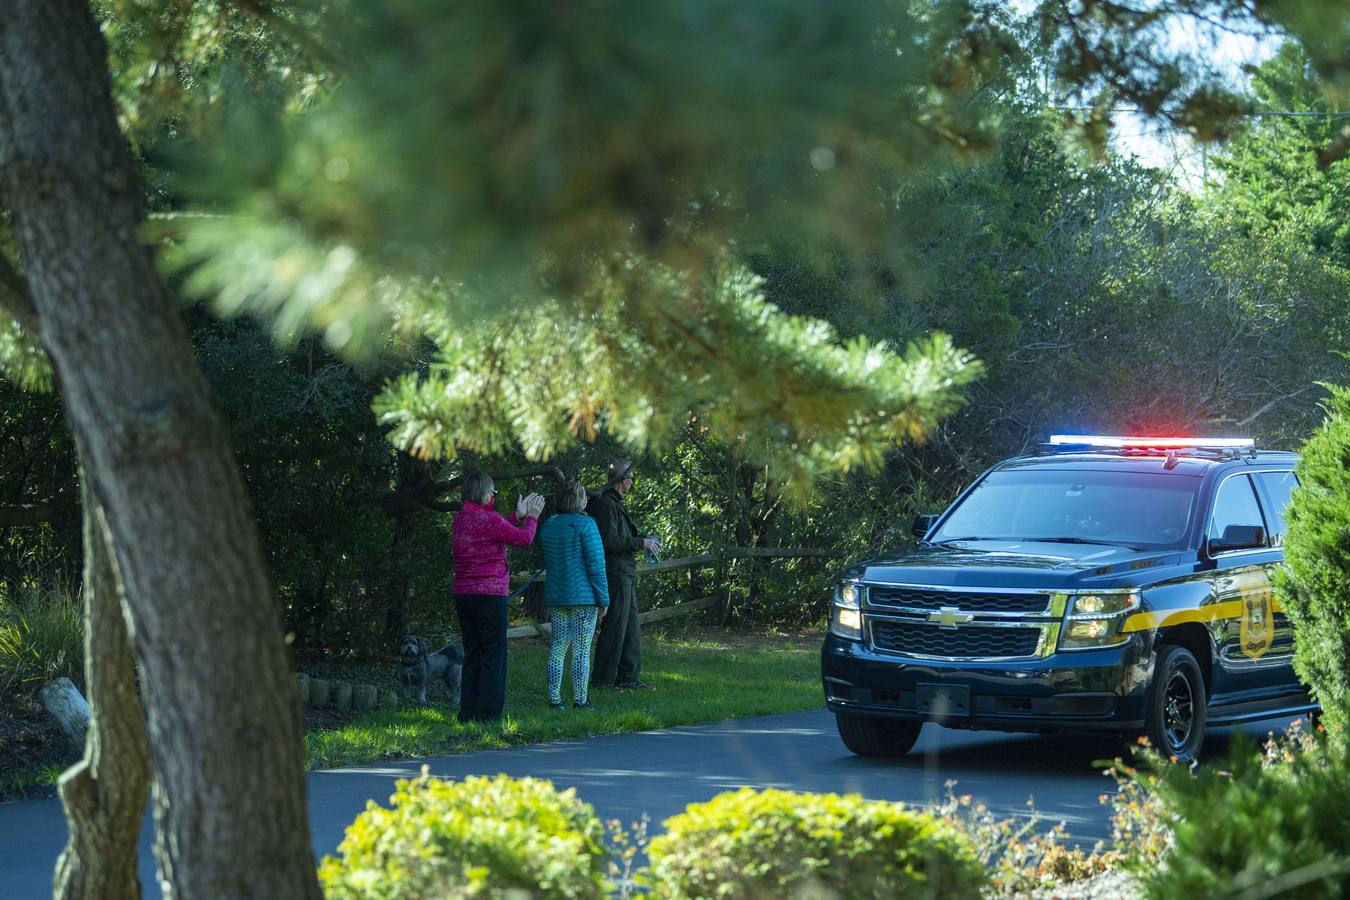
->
xmin=304 ymin=630 xmax=822 ymax=770
xmin=0 ymin=629 xmax=823 ymax=800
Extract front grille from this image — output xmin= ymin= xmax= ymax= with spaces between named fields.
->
xmin=867 ymin=586 xmax=1050 ymax=614
xmin=870 ymin=620 xmax=1041 ymax=659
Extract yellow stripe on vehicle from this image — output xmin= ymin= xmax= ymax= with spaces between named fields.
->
xmin=1121 ymin=600 xmax=1245 ymax=634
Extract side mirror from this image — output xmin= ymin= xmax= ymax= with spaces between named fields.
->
xmin=1208 ymin=524 xmax=1266 ymax=554
xmin=912 ymin=514 xmax=939 ymax=540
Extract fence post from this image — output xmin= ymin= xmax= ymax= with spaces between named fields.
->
xmin=718 ymin=547 xmax=734 ymax=625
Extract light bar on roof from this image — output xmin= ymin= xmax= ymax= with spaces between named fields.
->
xmin=1049 ymin=435 xmax=1255 ymax=449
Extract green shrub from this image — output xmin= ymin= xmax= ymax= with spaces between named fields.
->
xmin=1275 ymin=383 xmax=1350 ymax=734
xmin=318 ymin=771 xmax=607 ymax=899
xmin=1102 ymin=748 xmax=1172 ymax=869
xmin=646 ymin=787 xmax=986 ymax=899
xmin=1140 ymin=727 xmax=1350 ymax=899
xmin=925 ymin=786 xmax=1126 ymax=896
xmin=0 ymin=590 xmax=83 ymax=693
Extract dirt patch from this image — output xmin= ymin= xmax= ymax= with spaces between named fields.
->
xmin=0 ymin=692 xmax=79 ymax=803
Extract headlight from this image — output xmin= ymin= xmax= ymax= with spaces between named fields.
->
xmin=1069 ymin=593 xmax=1137 ymax=616
xmin=1057 ymin=590 xmax=1140 ymax=651
xmin=830 ymin=579 xmax=863 ymax=639
xmin=834 ymin=580 xmax=861 ymax=609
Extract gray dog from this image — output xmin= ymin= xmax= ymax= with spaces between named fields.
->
xmin=398 ymin=636 xmax=464 ymax=704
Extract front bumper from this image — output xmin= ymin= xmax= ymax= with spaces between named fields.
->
xmin=821 ymin=631 xmax=1154 ymax=733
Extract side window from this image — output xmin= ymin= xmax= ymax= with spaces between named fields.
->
xmin=1253 ymin=471 xmax=1298 ymax=545
xmin=1208 ymin=475 xmax=1265 ymax=544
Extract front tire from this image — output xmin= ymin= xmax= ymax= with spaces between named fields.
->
xmin=1143 ymin=645 xmax=1207 ymax=762
xmin=835 ymin=712 xmax=922 ymax=757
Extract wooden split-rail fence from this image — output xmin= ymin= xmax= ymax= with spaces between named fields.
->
xmin=505 ymin=546 xmax=840 ymax=639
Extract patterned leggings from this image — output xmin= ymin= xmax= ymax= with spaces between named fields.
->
xmin=547 ymin=606 xmax=599 ymax=703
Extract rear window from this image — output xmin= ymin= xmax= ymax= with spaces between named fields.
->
xmin=930 ymin=468 xmax=1200 ymax=550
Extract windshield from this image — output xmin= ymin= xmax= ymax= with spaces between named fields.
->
xmin=929 ymin=468 xmax=1200 ymax=550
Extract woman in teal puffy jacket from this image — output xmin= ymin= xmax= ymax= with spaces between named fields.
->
xmin=539 ymin=480 xmax=610 ymax=709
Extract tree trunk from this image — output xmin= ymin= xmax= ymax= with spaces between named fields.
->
xmin=54 ymin=486 xmax=150 ymax=900
xmin=0 ymin=3 xmax=321 ymax=897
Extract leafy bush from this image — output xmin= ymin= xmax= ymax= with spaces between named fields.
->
xmin=1139 ymin=725 xmax=1350 ymax=898
xmin=1276 ymin=383 xmax=1350 ymax=734
xmin=645 ymin=787 xmax=986 ymax=899
xmin=926 ymin=787 xmax=1124 ymax=896
xmin=318 ymin=771 xmax=607 ymax=899
xmin=0 ymin=588 xmax=83 ymax=693
xmin=1102 ymin=747 xmax=1172 ymax=869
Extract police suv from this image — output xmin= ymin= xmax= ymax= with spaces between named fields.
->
xmin=822 ymin=435 xmax=1316 ymax=762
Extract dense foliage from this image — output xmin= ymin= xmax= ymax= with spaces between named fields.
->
xmin=153 ymin=1 xmax=1009 ymax=496
xmin=646 ymin=787 xmax=986 ymax=899
xmin=4 ymin=31 xmax=1350 ymax=652
xmin=319 ymin=772 xmax=607 ymax=899
xmin=1213 ymin=45 xmax=1350 ymax=270
xmin=191 ymin=315 xmax=458 ymax=656
xmin=0 ymin=585 xmax=82 ymax=694
xmin=1275 ymin=385 xmax=1350 ymax=734
xmin=1 ymin=7 xmax=1347 ymax=653
xmin=1139 ymin=732 xmax=1350 ymax=898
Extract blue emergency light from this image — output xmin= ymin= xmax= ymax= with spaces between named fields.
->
xmin=1048 ymin=435 xmax=1255 ymax=450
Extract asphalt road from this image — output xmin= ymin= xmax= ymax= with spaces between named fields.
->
xmin=0 ymin=708 xmax=1295 ymax=898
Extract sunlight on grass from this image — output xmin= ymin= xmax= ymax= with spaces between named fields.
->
xmin=615 ymin=711 xmax=660 ymax=730
xmin=0 ymin=767 xmax=59 ymax=799
xmin=304 ymin=633 xmax=822 ymax=770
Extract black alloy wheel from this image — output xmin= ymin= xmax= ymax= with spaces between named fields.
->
xmin=1143 ymin=645 xmax=1207 ymax=763
xmin=835 ymin=712 xmax=922 ymax=757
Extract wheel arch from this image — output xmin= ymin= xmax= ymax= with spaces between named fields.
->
xmin=1156 ymin=623 xmax=1213 ymax=694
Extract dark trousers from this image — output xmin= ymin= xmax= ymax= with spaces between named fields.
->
xmin=590 ymin=574 xmax=639 ymax=687
xmin=454 ymin=594 xmax=508 ymax=722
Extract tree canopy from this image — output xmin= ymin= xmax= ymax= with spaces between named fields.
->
xmin=151 ymin=1 xmax=1023 ymax=492
xmin=2 ymin=1 xmax=1349 ymax=896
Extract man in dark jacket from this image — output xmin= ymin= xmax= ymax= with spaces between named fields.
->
xmin=589 ymin=458 xmax=660 ymax=690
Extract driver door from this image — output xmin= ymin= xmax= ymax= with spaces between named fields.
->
xmin=1206 ymin=474 xmax=1291 ymax=700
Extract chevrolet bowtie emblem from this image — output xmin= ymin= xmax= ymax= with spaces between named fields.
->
xmin=930 ymin=606 xmax=974 ymax=629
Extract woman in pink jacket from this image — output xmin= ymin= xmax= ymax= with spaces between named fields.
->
xmin=452 ymin=471 xmax=544 ymax=723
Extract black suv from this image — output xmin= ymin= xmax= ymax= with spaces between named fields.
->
xmin=821 ymin=436 xmax=1316 ymax=762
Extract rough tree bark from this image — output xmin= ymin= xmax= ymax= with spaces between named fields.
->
xmin=0 ymin=2 xmax=322 ymax=897
xmin=53 ymin=484 xmax=150 ymax=900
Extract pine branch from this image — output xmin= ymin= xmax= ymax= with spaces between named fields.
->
xmin=229 ymin=0 xmax=344 ymax=73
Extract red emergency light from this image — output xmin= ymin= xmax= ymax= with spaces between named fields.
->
xmin=1049 ymin=434 xmax=1255 ymax=450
